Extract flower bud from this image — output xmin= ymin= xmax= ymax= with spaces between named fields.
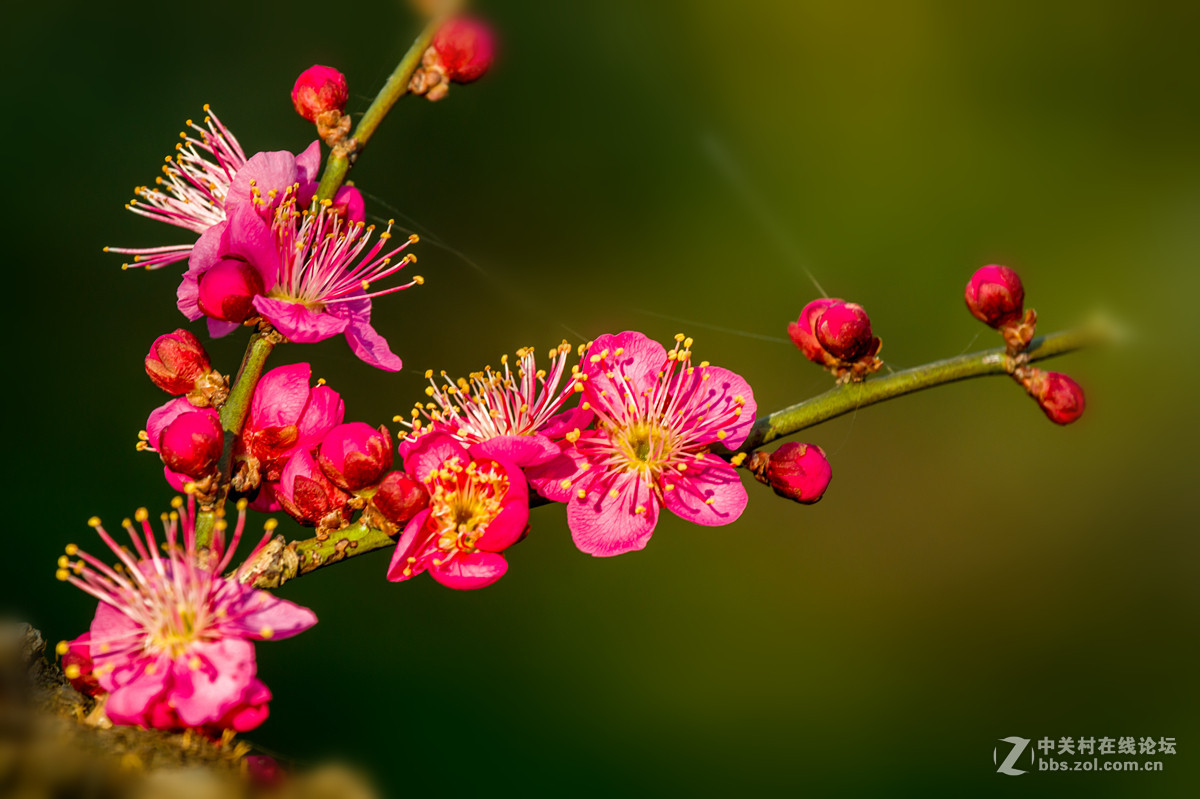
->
xmin=964 ymin=264 xmax=1025 ymax=328
xmin=197 ymin=258 xmax=264 ymax=323
xmin=317 ymin=422 xmax=394 ymax=491
xmin=58 ymin=634 xmax=102 ymax=697
xmin=158 ymin=411 xmax=224 ymax=478
xmin=145 ymin=329 xmax=211 ymax=395
xmin=750 ymin=442 xmax=832 ymax=504
xmin=277 ymin=449 xmax=351 ymax=527
xmin=372 ymin=470 xmax=429 ymax=526
xmin=1024 ymin=370 xmax=1085 ymax=425
xmin=433 ymin=18 xmax=495 ymax=83
xmin=815 ymin=302 xmax=875 ymax=362
xmin=291 ymin=65 xmax=349 ymax=123
xmin=787 ymin=298 xmax=837 ymax=365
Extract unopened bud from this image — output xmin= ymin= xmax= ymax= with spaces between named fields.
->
xmin=317 ymin=422 xmax=394 ymax=491
xmin=1024 ymin=369 xmax=1085 ymax=425
xmin=965 ymin=265 xmax=1025 ymax=329
xmin=291 ymin=65 xmax=349 ymax=123
xmin=277 ymin=450 xmax=351 ymax=527
xmin=815 ymin=301 xmax=875 ymax=362
xmin=372 ymin=470 xmax=429 ymax=526
xmin=145 ymin=329 xmax=211 ymax=395
xmin=158 ymin=410 xmax=224 ymax=478
xmin=749 ymin=442 xmax=832 ymax=504
xmin=433 ymin=18 xmax=496 ymax=83
xmin=197 ymin=258 xmax=264 ymax=323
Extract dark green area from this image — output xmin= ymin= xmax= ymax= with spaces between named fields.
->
xmin=4 ymin=1 xmax=1198 ymax=796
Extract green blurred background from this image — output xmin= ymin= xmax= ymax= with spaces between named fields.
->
xmin=5 ymin=0 xmax=1198 ymax=795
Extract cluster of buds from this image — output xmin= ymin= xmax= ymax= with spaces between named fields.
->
xmin=409 ymin=18 xmax=495 ymax=101
xmin=746 ymin=443 xmax=832 ymax=505
xmin=788 ymin=299 xmax=883 ymax=382
xmin=291 ymin=64 xmax=351 ymax=146
xmin=964 ymin=265 xmax=1085 ymax=425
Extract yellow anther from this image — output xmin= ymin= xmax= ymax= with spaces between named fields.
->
xmin=259 ymin=626 xmax=274 ymax=640
xmin=412 ymin=275 xmax=425 ymax=285
xmin=560 ymin=479 xmax=572 ymax=490
xmin=134 ymin=508 xmax=149 ymax=522
xmin=609 ymin=489 xmax=620 ymax=499
xmin=57 ymin=556 xmax=69 ymax=568
xmin=264 ymin=518 xmax=279 ymax=532
xmin=236 ymin=498 xmax=248 ymax=511
xmin=565 ymin=428 xmax=581 ymax=443
xmin=576 ymin=489 xmax=587 ymax=499
xmin=55 ymin=569 xmax=70 ymax=581
xmin=409 ymin=233 xmax=419 ymax=243
xmin=87 ymin=516 xmax=101 ymax=528
xmin=65 ymin=544 xmax=78 ymax=555
xmin=730 ymin=452 xmax=748 ymax=467
xmin=717 ymin=430 xmax=727 ymax=440
xmin=64 ymin=664 xmax=82 ymax=680
xmin=425 ymin=369 xmax=434 ymax=379
xmin=55 ymin=641 xmax=70 ymax=656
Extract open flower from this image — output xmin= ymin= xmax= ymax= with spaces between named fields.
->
xmin=530 ymin=331 xmax=756 ymax=557
xmin=387 ymin=433 xmax=527 ymax=590
xmin=400 ymin=341 xmax=591 ymax=467
xmin=107 ymin=107 xmax=248 ymax=270
xmin=56 ymin=497 xmax=317 ymax=732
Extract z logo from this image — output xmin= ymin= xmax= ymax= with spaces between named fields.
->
xmin=994 ymin=736 xmax=1032 ymax=776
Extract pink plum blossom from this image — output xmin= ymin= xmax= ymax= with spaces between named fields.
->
xmin=56 ymin=497 xmax=316 ymax=732
xmin=400 ymin=341 xmax=591 ymax=468
xmin=276 ymin=448 xmax=351 ymax=527
xmin=236 ymin=363 xmax=344 ymax=492
xmin=107 ymin=107 xmax=247 ymax=270
xmin=387 ymin=433 xmax=528 ymax=590
xmin=530 ymin=332 xmax=756 ymax=557
xmin=317 ymin=422 xmax=393 ymax=491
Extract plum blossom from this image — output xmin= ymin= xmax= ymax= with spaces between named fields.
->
xmin=530 ymin=331 xmax=756 ymax=557
xmin=139 ymin=397 xmax=222 ymax=492
xmin=400 ymin=341 xmax=591 ymax=468
xmin=56 ymin=497 xmax=316 ymax=732
xmin=107 ymin=107 xmax=247 ymax=270
xmin=387 ymin=433 xmax=528 ymax=590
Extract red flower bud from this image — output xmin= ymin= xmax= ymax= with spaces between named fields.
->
xmin=277 ymin=450 xmax=351 ymax=527
xmin=291 ymin=65 xmax=349 ymax=123
xmin=433 ymin=18 xmax=496 ymax=83
xmin=1025 ymin=370 xmax=1085 ymax=425
xmin=317 ymin=422 xmax=394 ymax=491
xmin=57 ymin=634 xmax=102 ymax=697
xmin=815 ymin=302 xmax=875 ymax=362
xmin=751 ymin=442 xmax=832 ymax=504
xmin=197 ymin=258 xmax=264 ymax=323
xmin=372 ymin=470 xmax=429 ymax=526
xmin=145 ymin=329 xmax=211 ymax=395
xmin=158 ymin=411 xmax=224 ymax=478
xmin=964 ymin=265 xmax=1025 ymax=328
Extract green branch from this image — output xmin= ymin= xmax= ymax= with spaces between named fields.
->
xmin=314 ymin=14 xmax=448 ymax=202
xmin=247 ymin=323 xmax=1109 ymax=587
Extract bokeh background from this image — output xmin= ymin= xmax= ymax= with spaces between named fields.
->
xmin=5 ymin=1 xmax=1198 ymax=795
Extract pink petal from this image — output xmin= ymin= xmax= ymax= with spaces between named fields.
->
xmin=145 ymin=397 xmax=200 ymax=450
xmin=170 ymin=638 xmax=257 ymax=727
xmin=296 ymin=385 xmax=346 ymax=449
xmin=429 ymin=551 xmax=509 ymax=590
xmin=223 ymin=206 xmax=281 ymax=290
xmin=104 ymin=655 xmax=170 ymax=725
xmin=469 ymin=434 xmax=561 ymax=467
xmin=474 ymin=458 xmax=529 ymax=551
xmin=566 ymin=471 xmax=660 ymax=557
xmin=689 ymin=365 xmax=758 ymax=449
xmin=583 ymin=331 xmax=667 ymax=407
xmin=525 ymin=439 xmax=594 ymax=502
xmin=294 ymin=141 xmax=321 ymax=185
xmin=402 ymin=432 xmax=470 ymax=482
xmin=248 ymin=480 xmax=283 ymax=512
xmin=661 ymin=462 xmax=748 ymax=526
xmin=163 ymin=465 xmax=193 ymax=492
xmin=207 ymin=318 xmax=241 ymax=338
xmin=538 ymin=406 xmax=595 ymax=439
xmin=217 ymin=581 xmax=318 ymax=640
xmin=387 ymin=509 xmax=433 ymax=582
xmin=221 ymin=678 xmax=272 ymax=732
xmin=249 ymin=364 xmax=312 ymax=430
xmin=253 ymin=296 xmax=349 ymax=343
xmin=226 ymin=150 xmax=299 ymax=214
xmin=344 ymin=317 xmax=403 ymax=371
xmin=177 ymin=223 xmax=226 ymax=320
xmin=334 ymin=186 xmax=366 ymax=223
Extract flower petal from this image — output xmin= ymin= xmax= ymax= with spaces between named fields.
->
xmin=469 ymin=434 xmax=561 ymax=468
xmin=294 ymin=141 xmax=321 ymax=184
xmin=253 ymin=296 xmax=349 ymax=343
xmin=474 ymin=458 xmax=529 ymax=552
xmin=387 ymin=509 xmax=433 ymax=582
xmin=217 ymin=582 xmax=318 ymax=641
xmin=525 ymin=441 xmax=593 ymax=502
xmin=429 ymin=551 xmax=508 ymax=590
xmin=583 ymin=331 xmax=667 ymax=407
xmin=566 ymin=471 xmax=660 ymax=557
xmin=401 ymin=432 xmax=470 ymax=482
xmin=207 ymin=318 xmax=241 ymax=338
xmin=686 ymin=365 xmax=758 ymax=450
xmin=249 ymin=363 xmax=312 ymax=430
xmin=222 ymin=206 xmax=280 ymax=290
xmin=661 ymin=461 xmax=748 ymax=526
xmin=104 ymin=655 xmax=171 ymax=726
xmin=538 ymin=406 xmax=595 ymax=439
xmin=328 ymin=301 xmax=402 ymax=372
xmin=170 ymin=638 xmax=257 ymax=727
xmin=226 ymin=150 xmax=299 ymax=214
xmin=296 ymin=385 xmax=346 ymax=450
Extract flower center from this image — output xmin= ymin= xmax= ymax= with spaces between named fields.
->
xmin=426 ymin=458 xmax=509 ymax=554
xmin=614 ymin=421 xmax=677 ymax=474
xmin=149 ymin=604 xmax=207 ymax=659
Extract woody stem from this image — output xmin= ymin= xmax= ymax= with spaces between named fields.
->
xmin=246 ymin=322 xmax=1109 ymax=588
xmin=314 ymin=11 xmax=450 ymax=202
